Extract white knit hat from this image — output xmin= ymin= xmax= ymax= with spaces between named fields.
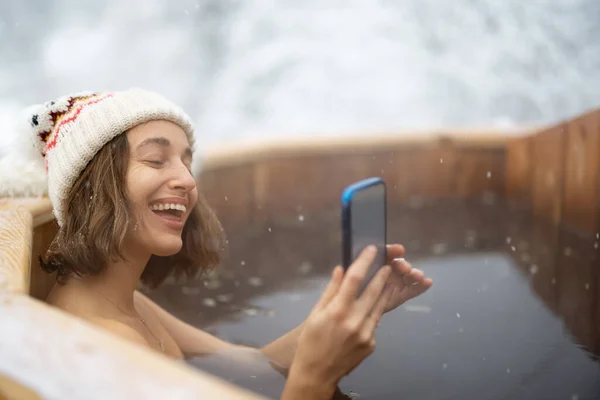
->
xmin=0 ymin=88 xmax=195 ymax=226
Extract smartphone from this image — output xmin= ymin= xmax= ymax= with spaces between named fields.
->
xmin=341 ymin=177 xmax=387 ymax=290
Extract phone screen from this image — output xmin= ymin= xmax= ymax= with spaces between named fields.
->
xmin=343 ymin=180 xmax=387 ymax=286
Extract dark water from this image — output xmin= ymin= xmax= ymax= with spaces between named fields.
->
xmin=148 ymin=198 xmax=600 ymax=399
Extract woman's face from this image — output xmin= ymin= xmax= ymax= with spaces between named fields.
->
xmin=125 ymin=120 xmax=198 ymax=257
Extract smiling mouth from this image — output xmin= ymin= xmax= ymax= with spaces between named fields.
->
xmin=149 ymin=203 xmax=186 ymax=221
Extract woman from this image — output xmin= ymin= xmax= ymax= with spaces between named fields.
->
xmin=9 ymin=88 xmax=432 ymax=399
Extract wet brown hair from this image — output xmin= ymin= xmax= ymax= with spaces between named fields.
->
xmin=39 ymin=132 xmax=227 ymax=288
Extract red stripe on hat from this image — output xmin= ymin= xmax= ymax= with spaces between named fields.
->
xmin=45 ymin=93 xmax=114 ymax=153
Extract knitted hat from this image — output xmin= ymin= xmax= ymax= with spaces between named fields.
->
xmin=0 ymin=88 xmax=195 ymax=226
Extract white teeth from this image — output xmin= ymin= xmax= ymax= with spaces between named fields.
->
xmin=150 ymin=203 xmax=187 ymax=212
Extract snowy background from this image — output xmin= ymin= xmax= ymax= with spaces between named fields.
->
xmin=1 ymin=0 xmax=599 ymax=157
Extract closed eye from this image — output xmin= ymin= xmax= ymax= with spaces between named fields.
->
xmin=146 ymin=160 xmax=164 ymax=166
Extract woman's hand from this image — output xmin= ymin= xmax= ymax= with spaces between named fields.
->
xmin=382 ymin=244 xmax=433 ymax=314
xmin=282 ymin=246 xmax=393 ymax=399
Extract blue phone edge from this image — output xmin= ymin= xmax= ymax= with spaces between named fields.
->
xmin=341 ymin=177 xmax=387 ymax=269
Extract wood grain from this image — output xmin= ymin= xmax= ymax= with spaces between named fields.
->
xmin=531 ymin=125 xmax=567 ymax=225
xmin=562 ymin=111 xmax=600 ymax=233
xmin=0 ymin=206 xmax=32 ymax=295
xmin=505 ymin=136 xmax=533 ymax=202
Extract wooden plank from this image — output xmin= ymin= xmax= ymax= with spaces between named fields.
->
xmin=0 ymin=373 xmax=42 ymax=400
xmin=454 ymin=148 xmax=505 ymax=198
xmin=251 ymin=153 xmax=370 ymax=222
xmin=531 ymin=125 xmax=567 ymax=225
xmin=0 ymin=207 xmax=32 ymax=295
xmin=562 ymin=111 xmax=600 ymax=233
xmin=197 ymin=165 xmax=255 ymax=227
xmin=505 ymin=136 xmax=533 ymax=202
xmin=401 ymin=143 xmax=458 ymax=199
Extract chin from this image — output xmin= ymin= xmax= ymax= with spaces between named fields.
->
xmin=151 ymin=237 xmax=184 ymax=257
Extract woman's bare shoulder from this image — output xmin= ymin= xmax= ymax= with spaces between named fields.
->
xmin=46 ymin=284 xmax=150 ymax=347
xmin=87 ymin=317 xmax=149 ymax=346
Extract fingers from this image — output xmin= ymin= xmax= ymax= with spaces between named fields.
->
xmin=386 ymin=244 xmax=405 ymax=262
xmin=391 ymin=257 xmax=424 ymax=286
xmin=355 ymin=265 xmax=392 ymax=318
xmin=391 ymin=257 xmax=412 ymax=276
xmin=337 ymin=246 xmax=377 ymax=302
xmin=363 ymin=284 xmax=394 ymax=333
xmin=402 ymin=267 xmax=425 ymax=286
xmin=314 ymin=265 xmax=344 ymax=311
xmin=394 ymin=278 xmax=433 ymax=304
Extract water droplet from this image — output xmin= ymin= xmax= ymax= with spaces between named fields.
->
xmin=431 ymin=243 xmax=448 ymax=255
xmin=456 ymin=313 xmax=461 ymax=318
xmin=298 ymin=215 xmax=304 ymax=222
xmin=243 ymin=306 xmax=259 ymax=316
xmin=551 ymin=277 xmax=556 ymax=285
xmin=268 ymin=227 xmax=272 ymax=232
xmin=224 ymin=196 xmax=228 ymax=201
xmin=594 ymin=242 xmax=598 ymax=249
xmin=240 ymin=260 xmax=246 ymax=266
xmin=298 ymin=262 xmax=312 ymax=275
xmin=511 ymin=246 xmax=516 ymax=252
xmin=184 ymin=9 xmax=189 ymax=14
xmin=506 ymin=237 xmax=512 ymax=244
xmin=506 ymin=368 xmax=510 ymax=374
xmin=216 ymin=294 xmax=233 ymax=303
xmin=487 ymin=171 xmax=491 ymax=178
xmin=585 ymin=283 xmax=590 ymax=291
xmin=203 ymin=279 xmax=221 ymax=290
xmin=572 ymin=394 xmax=579 ymax=400
xmin=563 ymin=247 xmax=573 ymax=256
xmin=265 ymin=309 xmax=277 ymax=317
xmin=248 ymin=277 xmax=263 ymax=287
xmin=202 ymin=298 xmax=217 ymax=307
xmin=181 ymin=286 xmax=201 ymax=295
xmin=529 ymin=264 xmax=538 ymax=275
xmin=458 ymin=327 xmax=464 ymax=333
xmin=442 ymin=363 xmax=448 ymax=369
xmin=440 ymin=158 xmax=443 ymax=164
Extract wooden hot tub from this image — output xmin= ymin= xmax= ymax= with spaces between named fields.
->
xmin=1 ymin=108 xmax=599 ymax=399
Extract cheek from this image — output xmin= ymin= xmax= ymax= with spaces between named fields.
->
xmin=190 ymin=189 xmax=199 ymax=208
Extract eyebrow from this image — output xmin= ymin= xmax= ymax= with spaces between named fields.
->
xmin=136 ymin=137 xmax=192 ymax=159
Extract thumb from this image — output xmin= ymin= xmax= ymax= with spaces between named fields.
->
xmin=313 ymin=265 xmax=344 ymax=311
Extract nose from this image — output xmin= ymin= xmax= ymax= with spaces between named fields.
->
xmin=168 ymin=163 xmax=196 ymax=193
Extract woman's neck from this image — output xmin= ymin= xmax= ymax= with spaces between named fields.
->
xmin=73 ymin=252 xmax=150 ymax=314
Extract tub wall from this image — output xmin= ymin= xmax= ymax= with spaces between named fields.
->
xmin=199 ymin=133 xmax=511 ymax=228
xmin=506 ymin=108 xmax=600 ymax=235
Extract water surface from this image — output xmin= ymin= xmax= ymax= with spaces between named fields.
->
xmin=149 ymin=199 xmax=600 ymax=399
